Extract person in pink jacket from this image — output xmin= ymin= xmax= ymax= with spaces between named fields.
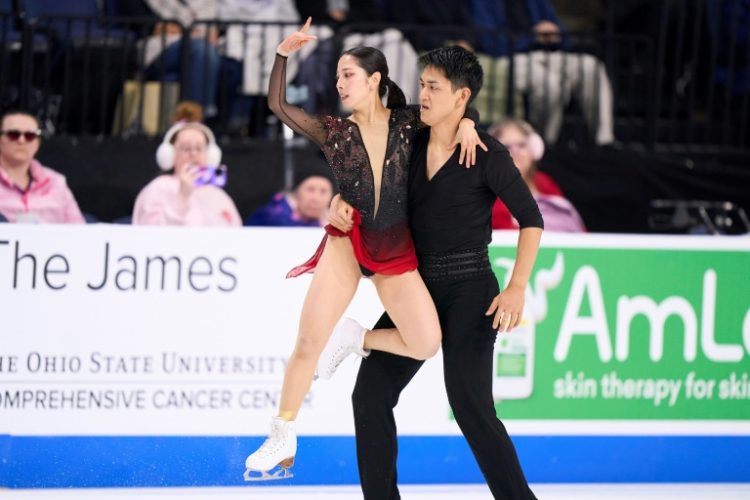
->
xmin=0 ymin=111 xmax=85 ymax=224
xmin=132 ymin=121 xmax=241 ymax=226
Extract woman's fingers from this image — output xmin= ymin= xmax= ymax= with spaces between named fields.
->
xmin=300 ymin=16 xmax=312 ymax=33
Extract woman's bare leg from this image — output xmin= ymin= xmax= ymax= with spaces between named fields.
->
xmin=278 ymin=236 xmax=361 ymax=420
xmin=365 ymin=270 xmax=441 ymax=360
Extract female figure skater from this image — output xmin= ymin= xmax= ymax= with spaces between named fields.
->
xmin=244 ymin=18 xmax=486 ymax=480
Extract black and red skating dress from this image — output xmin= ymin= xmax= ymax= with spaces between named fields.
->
xmin=269 ymin=53 xmax=423 ymax=277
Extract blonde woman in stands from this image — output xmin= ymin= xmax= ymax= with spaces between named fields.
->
xmin=132 ymin=104 xmax=241 ymax=226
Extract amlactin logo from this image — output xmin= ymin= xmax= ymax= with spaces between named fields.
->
xmin=554 ymin=267 xmax=750 ymax=363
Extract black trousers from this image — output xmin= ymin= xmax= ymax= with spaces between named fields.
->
xmin=352 ymin=271 xmax=537 ymax=500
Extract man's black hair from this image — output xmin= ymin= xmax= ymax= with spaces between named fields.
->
xmin=419 ymin=46 xmax=484 ymax=105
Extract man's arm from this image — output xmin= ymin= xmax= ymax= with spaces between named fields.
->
xmin=507 ymin=227 xmax=543 ymax=291
xmin=484 ymin=146 xmax=544 ymax=332
xmin=485 ymin=227 xmax=542 ymax=332
xmin=484 ymin=147 xmax=544 ymax=230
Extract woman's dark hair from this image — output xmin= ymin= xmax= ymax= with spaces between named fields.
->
xmin=341 ymin=46 xmax=406 ymax=109
xmin=0 ymin=109 xmax=39 ymax=129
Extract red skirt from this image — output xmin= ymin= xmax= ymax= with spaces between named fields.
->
xmin=286 ymin=208 xmax=418 ymax=278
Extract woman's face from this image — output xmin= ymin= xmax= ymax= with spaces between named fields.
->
xmin=498 ymin=125 xmax=534 ymax=178
xmin=336 ymin=55 xmax=378 ymax=111
xmin=172 ymin=127 xmax=208 ymax=173
xmin=0 ymin=114 xmax=41 ymax=168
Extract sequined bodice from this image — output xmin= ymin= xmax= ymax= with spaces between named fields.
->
xmin=320 ymin=107 xmax=420 ymax=231
xmin=269 ymin=54 xmax=426 ymax=273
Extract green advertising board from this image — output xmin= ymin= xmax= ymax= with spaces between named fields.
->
xmin=489 ymin=239 xmax=750 ymax=420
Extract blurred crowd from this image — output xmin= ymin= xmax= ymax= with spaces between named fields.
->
xmin=1 ymin=0 xmax=748 ymax=233
xmin=0 ymin=101 xmax=583 ymax=231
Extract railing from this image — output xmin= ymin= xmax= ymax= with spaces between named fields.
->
xmin=335 ymin=23 xmax=652 ymax=149
xmin=601 ymin=0 xmax=750 ymax=156
xmin=1 ymin=2 xmax=748 ymax=156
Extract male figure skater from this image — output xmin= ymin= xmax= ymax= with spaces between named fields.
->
xmin=325 ymin=46 xmax=544 ymax=499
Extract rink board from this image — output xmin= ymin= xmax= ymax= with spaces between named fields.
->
xmin=1 ymin=434 xmax=749 ymax=487
xmin=1 ymin=226 xmax=749 ymax=487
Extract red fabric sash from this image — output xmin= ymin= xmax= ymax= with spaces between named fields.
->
xmin=286 ymin=208 xmax=417 ymax=278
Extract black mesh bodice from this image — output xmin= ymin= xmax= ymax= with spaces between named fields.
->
xmin=269 ymin=53 xmax=422 ymax=233
xmin=319 ymin=108 xmax=421 ymax=230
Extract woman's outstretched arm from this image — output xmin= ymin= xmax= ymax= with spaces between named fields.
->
xmin=268 ymin=18 xmax=328 ymax=146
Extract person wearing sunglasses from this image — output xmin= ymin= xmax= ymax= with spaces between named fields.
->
xmin=0 ymin=110 xmax=84 ymax=224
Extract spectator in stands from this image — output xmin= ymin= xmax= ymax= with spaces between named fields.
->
xmin=219 ymin=0 xmax=337 ymax=108
xmin=470 ymin=0 xmax=615 ymax=145
xmin=218 ymin=0 xmax=301 ymax=133
xmin=381 ymin=0 xmax=473 ymax=52
xmin=132 ymin=119 xmax=241 ymax=226
xmin=0 ymin=111 xmax=85 ymax=224
xmin=117 ymin=0 xmax=221 ymax=116
xmin=295 ymin=0 xmax=384 ymax=25
xmin=245 ymin=164 xmax=334 ymax=227
xmin=548 ymin=0 xmax=603 ymax=33
xmin=489 ymin=118 xmax=585 ymax=232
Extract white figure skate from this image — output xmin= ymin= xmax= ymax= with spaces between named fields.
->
xmin=243 ymin=417 xmax=297 ymax=481
xmin=316 ymin=317 xmax=369 ymax=380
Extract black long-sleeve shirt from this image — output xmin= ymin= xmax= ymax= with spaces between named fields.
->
xmin=408 ymin=129 xmax=543 ymax=254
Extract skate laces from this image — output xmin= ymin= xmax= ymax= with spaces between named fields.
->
xmin=254 ymin=424 xmax=288 ymax=458
xmin=318 ymin=319 xmax=365 ymax=379
xmin=326 ymin=342 xmax=356 ymax=375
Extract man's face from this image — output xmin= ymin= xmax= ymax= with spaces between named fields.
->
xmin=294 ymin=176 xmax=333 ymax=221
xmin=419 ymin=66 xmax=464 ymax=126
xmin=0 ymin=114 xmax=41 ymax=167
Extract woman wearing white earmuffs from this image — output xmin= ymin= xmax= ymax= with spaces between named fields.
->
xmin=488 ymin=118 xmax=585 ymax=233
xmin=132 ymin=121 xmax=242 ymax=226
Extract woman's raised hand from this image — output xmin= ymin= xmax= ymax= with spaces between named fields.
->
xmin=277 ymin=17 xmax=317 ymax=57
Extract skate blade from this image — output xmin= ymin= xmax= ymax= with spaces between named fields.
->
xmin=243 ymin=466 xmax=293 ymax=482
